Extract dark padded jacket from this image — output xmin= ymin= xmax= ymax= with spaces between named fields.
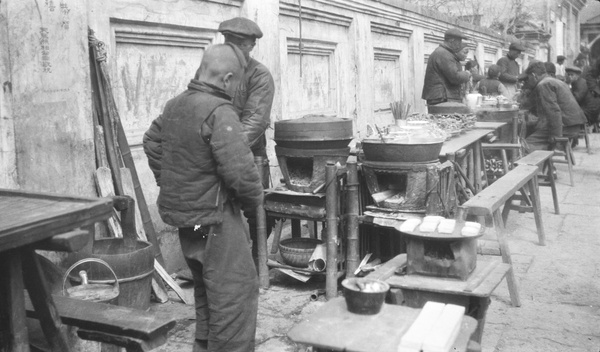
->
xmin=143 ymin=80 xmax=264 ymax=228
xmin=571 ymin=76 xmax=600 ymax=122
xmin=422 ymin=44 xmax=471 ymax=103
xmin=497 ymin=56 xmax=520 ymax=85
xmin=531 ymin=76 xmax=586 ymax=139
xmin=232 ymin=58 xmax=275 ymax=158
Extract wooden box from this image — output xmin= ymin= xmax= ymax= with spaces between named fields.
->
xmin=406 ymin=236 xmax=477 ymax=281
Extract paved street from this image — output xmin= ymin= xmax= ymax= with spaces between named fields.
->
xmin=152 ymin=133 xmax=600 ymax=352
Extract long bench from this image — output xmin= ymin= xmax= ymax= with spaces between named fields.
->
xmin=457 ymin=164 xmax=545 ymax=307
xmin=25 ymin=293 xmax=176 ymax=351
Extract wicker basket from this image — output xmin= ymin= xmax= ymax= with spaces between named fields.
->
xmin=278 ymin=238 xmax=323 ymax=268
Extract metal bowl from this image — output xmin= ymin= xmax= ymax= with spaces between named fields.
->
xmin=361 ymin=138 xmax=444 ymax=163
xmin=342 ymin=278 xmax=390 ymax=315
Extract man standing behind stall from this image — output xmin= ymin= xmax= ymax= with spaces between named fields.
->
xmin=519 ymin=61 xmax=586 ymax=151
xmin=556 ymin=55 xmax=566 ymax=80
xmin=143 ymin=44 xmax=263 ymax=352
xmin=218 ymin=17 xmax=275 ymax=261
xmin=422 ymin=28 xmax=471 ymax=106
xmin=497 ymin=42 xmax=526 ymax=100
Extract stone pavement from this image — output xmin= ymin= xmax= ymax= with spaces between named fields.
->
xmin=151 ymin=134 xmax=600 ymax=352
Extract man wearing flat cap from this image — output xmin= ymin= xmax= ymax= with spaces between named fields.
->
xmin=519 ymin=61 xmax=586 ymax=151
xmin=422 ymin=28 xmax=471 ymax=106
xmin=496 ymin=42 xmax=526 ymax=100
xmin=218 ymin=17 xmax=276 ymax=265
xmin=566 ymin=65 xmax=600 ymax=127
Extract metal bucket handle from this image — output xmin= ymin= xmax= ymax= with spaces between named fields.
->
xmin=62 ymin=258 xmax=120 ymax=297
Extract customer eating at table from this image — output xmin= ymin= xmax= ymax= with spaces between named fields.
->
xmin=519 ymin=61 xmax=586 ymax=151
xmin=475 ymin=64 xmax=508 ymax=97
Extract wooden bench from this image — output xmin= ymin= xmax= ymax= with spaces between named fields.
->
xmin=26 ymin=293 xmax=176 ymax=351
xmin=514 ymin=150 xmax=559 ymax=214
xmin=458 ymin=164 xmax=545 ymax=307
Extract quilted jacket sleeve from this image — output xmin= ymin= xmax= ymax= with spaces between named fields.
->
xmin=437 ymin=54 xmax=471 ymax=86
xmin=210 ymin=105 xmax=264 ymax=210
xmin=239 ymin=67 xmax=275 ymax=149
xmin=535 ymin=82 xmax=563 ymax=139
xmin=143 ymin=115 xmax=163 ymax=186
xmin=571 ymin=78 xmax=588 ymax=104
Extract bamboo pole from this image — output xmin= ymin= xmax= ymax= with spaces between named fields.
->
xmin=254 ymin=156 xmax=270 ymax=288
xmin=88 ymin=32 xmax=123 ymax=195
xmin=345 ymin=161 xmax=360 ymax=278
xmin=90 ymin=34 xmax=165 ymax=267
xmin=325 ymin=163 xmax=339 ymax=300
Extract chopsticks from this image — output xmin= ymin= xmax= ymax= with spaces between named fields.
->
xmin=390 ymin=100 xmax=411 ymax=122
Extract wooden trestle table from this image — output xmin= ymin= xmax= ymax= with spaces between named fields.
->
xmin=0 ymin=188 xmax=113 ymax=352
xmin=288 ymin=296 xmax=478 ymax=352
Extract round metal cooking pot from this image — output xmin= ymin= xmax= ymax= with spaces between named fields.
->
xmin=274 ymin=115 xmax=353 ymax=149
xmin=361 ymin=138 xmax=444 ymax=163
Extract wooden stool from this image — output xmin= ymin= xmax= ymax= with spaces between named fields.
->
xmin=579 ymin=124 xmax=591 ymax=154
xmin=514 ymin=150 xmax=559 ymax=214
xmin=552 ymin=137 xmax=575 ymax=186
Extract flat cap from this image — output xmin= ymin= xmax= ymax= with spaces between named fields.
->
xmin=218 ymin=17 xmax=263 ymax=39
xmin=565 ymin=65 xmax=582 ymax=74
xmin=444 ymin=28 xmax=468 ymax=40
xmin=557 ymin=55 xmax=566 ymax=61
xmin=509 ymin=42 xmax=526 ymax=51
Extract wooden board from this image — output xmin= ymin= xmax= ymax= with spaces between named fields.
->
xmin=287 ymin=297 xmax=477 ymax=352
xmin=386 ymin=259 xmax=510 ymax=297
xmin=439 ymin=129 xmax=494 ymax=157
xmin=0 ymin=189 xmax=113 ymax=252
xmin=461 ymin=165 xmax=538 ymax=216
xmin=94 ymin=166 xmax=123 ymax=238
xmin=120 ymin=167 xmax=148 ymax=242
xmin=24 ymin=293 xmax=176 ymax=341
xmin=472 ymin=121 xmax=506 ymax=130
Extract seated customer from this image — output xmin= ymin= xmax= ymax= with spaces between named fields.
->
xmin=519 ymin=61 xmax=586 ymax=151
xmin=476 ymin=64 xmax=509 ymax=97
xmin=567 ymin=65 xmax=600 ymax=127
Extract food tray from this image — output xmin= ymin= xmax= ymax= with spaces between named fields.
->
xmin=398 ymin=221 xmax=485 ymax=241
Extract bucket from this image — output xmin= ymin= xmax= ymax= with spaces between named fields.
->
xmin=69 ymin=238 xmax=154 ymax=310
xmin=62 ymin=258 xmax=119 ymax=304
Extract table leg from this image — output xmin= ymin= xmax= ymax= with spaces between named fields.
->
xmin=22 ymin=248 xmax=72 ymax=352
xmin=473 ymin=141 xmax=482 ymax=193
xmin=0 ymin=249 xmax=30 ymax=352
xmin=467 ymin=296 xmax=491 ymax=344
xmin=291 ymin=219 xmax=301 ymax=238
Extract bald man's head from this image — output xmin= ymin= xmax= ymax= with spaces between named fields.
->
xmin=195 ymin=43 xmax=247 ymax=97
